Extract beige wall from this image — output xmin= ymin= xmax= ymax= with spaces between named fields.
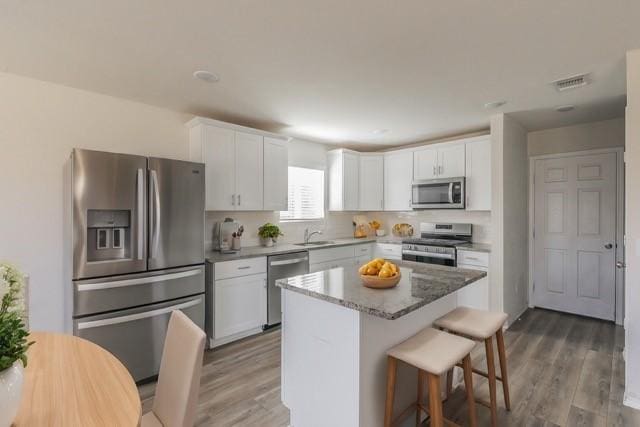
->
xmin=625 ymin=49 xmax=640 ymax=409
xmin=0 ymin=72 xmax=192 ymax=332
xmin=528 ymin=118 xmax=625 ymax=157
xmin=490 ymin=113 xmax=529 ymax=324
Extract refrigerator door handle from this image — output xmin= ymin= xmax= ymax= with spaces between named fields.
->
xmin=76 ymin=268 xmax=203 ymax=292
xmin=136 ymin=168 xmax=145 ymax=260
xmin=76 ymin=297 xmax=202 ymax=330
xmin=150 ymin=170 xmax=161 ymax=258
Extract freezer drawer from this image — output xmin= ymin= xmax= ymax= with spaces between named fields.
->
xmin=74 ymin=294 xmax=204 ymax=382
xmin=73 ymin=265 xmax=205 ymax=317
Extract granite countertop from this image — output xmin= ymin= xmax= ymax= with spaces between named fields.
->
xmin=206 ymin=237 xmax=377 ymax=262
xmin=276 ymin=261 xmax=486 ymax=320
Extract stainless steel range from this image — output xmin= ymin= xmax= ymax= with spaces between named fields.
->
xmin=402 ymin=223 xmax=472 ymax=267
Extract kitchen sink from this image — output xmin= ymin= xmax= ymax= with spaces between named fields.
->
xmin=294 ymin=240 xmax=335 ymax=246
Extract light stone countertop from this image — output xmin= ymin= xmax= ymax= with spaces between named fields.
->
xmin=205 ymin=237 xmax=377 ymax=263
xmin=276 ymin=260 xmax=486 ymax=320
xmin=455 ymin=242 xmax=492 ymax=253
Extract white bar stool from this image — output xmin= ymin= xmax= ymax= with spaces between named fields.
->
xmin=434 ymin=307 xmax=510 ymax=427
xmin=384 ymin=327 xmax=478 ymax=427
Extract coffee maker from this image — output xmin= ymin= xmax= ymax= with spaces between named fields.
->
xmin=212 ymin=218 xmax=240 ymax=253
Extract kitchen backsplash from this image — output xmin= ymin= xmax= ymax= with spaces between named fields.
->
xmin=365 ymin=210 xmax=492 ymax=243
xmin=205 ymin=210 xmax=491 ymax=249
xmin=205 ymin=211 xmax=356 ymax=248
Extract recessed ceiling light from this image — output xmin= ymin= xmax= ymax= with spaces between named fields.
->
xmin=193 ymin=70 xmax=220 ymax=83
xmin=484 ymin=101 xmax=506 ymax=109
xmin=372 ymin=129 xmax=389 ymax=135
xmin=555 ymin=105 xmax=575 ymax=112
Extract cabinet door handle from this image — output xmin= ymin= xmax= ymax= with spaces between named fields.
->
xmin=232 ymin=194 xmax=236 ymax=206
xmin=237 ymin=266 xmax=251 ymax=270
xmin=439 ymin=165 xmax=443 ymax=175
xmin=238 ymin=194 xmax=241 ymax=206
xmin=433 ymin=165 xmax=436 ymax=176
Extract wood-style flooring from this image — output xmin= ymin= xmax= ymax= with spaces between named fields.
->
xmin=140 ymin=308 xmax=640 ymax=426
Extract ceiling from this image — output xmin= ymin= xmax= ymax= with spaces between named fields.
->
xmin=1 ymin=1 xmax=638 ymax=148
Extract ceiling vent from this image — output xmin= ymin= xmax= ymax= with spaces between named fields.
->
xmin=551 ymin=73 xmax=590 ymax=92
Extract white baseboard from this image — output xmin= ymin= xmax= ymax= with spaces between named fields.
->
xmin=623 ymin=393 xmax=640 ymax=411
xmin=505 ymin=305 xmax=529 ymax=329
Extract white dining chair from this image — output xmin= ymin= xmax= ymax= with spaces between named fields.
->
xmin=141 ymin=310 xmax=206 ymax=427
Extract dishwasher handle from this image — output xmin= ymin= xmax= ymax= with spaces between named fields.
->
xmin=269 ymin=256 xmax=309 ymax=267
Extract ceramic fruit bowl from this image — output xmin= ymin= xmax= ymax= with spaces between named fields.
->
xmin=361 ymin=272 xmax=401 ymax=289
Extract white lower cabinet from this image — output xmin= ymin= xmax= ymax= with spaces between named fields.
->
xmin=310 ymin=258 xmax=354 ymax=273
xmin=213 ymin=257 xmax=267 ymax=347
xmin=309 ymin=243 xmax=374 ymax=272
xmin=375 ymin=243 xmax=402 ymax=260
xmin=456 ymin=250 xmax=489 ymax=311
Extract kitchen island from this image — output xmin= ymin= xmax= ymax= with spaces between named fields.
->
xmin=276 ymin=261 xmax=486 ymax=427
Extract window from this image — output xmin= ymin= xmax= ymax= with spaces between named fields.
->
xmin=280 ymin=167 xmax=325 ymax=221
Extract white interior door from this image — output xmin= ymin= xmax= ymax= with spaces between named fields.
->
xmin=533 ymin=152 xmax=617 ymax=320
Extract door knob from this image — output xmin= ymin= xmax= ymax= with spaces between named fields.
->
xmin=616 ymin=261 xmax=626 ymax=269
xmin=604 ymin=243 xmax=613 ymax=249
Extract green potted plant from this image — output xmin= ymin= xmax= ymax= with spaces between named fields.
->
xmin=258 ymin=223 xmax=283 ymax=247
xmin=0 ymin=264 xmax=33 ymax=427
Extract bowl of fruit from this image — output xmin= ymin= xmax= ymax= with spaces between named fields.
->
xmin=358 ymin=258 xmax=401 ymax=289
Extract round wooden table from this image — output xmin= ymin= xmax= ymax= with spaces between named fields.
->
xmin=13 ymin=332 xmax=141 ymax=426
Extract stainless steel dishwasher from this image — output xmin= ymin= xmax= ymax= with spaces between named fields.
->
xmin=267 ymin=251 xmax=309 ymax=327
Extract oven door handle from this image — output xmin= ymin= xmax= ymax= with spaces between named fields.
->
xmin=402 ymin=250 xmax=455 ymax=260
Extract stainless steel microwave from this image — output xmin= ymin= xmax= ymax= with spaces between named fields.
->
xmin=411 ymin=177 xmax=465 ymax=209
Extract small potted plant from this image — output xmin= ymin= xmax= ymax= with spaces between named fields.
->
xmin=258 ymin=223 xmax=283 ymax=247
xmin=0 ymin=263 xmax=33 ymax=427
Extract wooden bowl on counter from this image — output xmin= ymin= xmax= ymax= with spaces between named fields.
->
xmin=361 ymin=272 xmax=401 ymax=289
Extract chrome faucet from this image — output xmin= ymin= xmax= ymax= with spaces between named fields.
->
xmin=304 ymin=228 xmax=323 ymax=244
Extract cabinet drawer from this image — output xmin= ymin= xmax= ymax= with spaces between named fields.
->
xmin=214 ymin=257 xmax=267 ymax=280
xmin=353 ymin=244 xmax=373 ymax=258
xmin=375 ymin=243 xmax=402 ymax=260
xmin=457 ymin=250 xmax=489 ymax=268
xmin=309 ymin=246 xmax=356 ymax=264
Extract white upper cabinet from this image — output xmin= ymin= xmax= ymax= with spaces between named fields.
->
xmin=263 ymin=137 xmax=289 ymax=211
xmin=384 ymin=150 xmax=413 ymax=211
xmin=413 ymin=147 xmax=439 ymax=181
xmin=198 ymin=126 xmax=236 ymax=211
xmin=437 ymin=144 xmax=466 ymax=178
xmin=465 ymin=137 xmax=492 ymax=211
xmin=328 ymin=149 xmax=360 ymax=211
xmin=413 ymin=143 xmax=465 ymax=180
xmin=358 ymin=154 xmax=384 ymax=211
xmin=187 ymin=117 xmax=289 ymax=211
xmin=234 ymin=132 xmax=264 ymax=211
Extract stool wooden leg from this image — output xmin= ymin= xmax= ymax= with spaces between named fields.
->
xmin=446 ymin=368 xmax=453 ymax=399
xmin=485 ymin=337 xmax=498 ymax=427
xmin=416 ymin=369 xmax=425 ymax=426
xmin=427 ymin=373 xmax=443 ymax=427
xmin=462 ymin=355 xmax=477 ymax=427
xmin=496 ymin=329 xmax=511 ymax=411
xmin=384 ymin=356 xmax=398 ymax=427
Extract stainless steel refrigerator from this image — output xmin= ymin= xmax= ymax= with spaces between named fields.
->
xmin=69 ymin=148 xmax=205 ymax=382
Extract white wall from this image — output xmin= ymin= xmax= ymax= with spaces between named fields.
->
xmin=624 ymin=49 xmax=640 ymax=410
xmin=490 ymin=113 xmax=529 ymax=324
xmin=0 ymin=72 xmax=192 ymax=332
xmin=528 ymin=117 xmax=625 ymax=157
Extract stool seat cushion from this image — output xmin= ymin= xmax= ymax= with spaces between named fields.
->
xmin=434 ymin=307 xmax=508 ymax=339
xmin=387 ymin=327 xmax=475 ymax=375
